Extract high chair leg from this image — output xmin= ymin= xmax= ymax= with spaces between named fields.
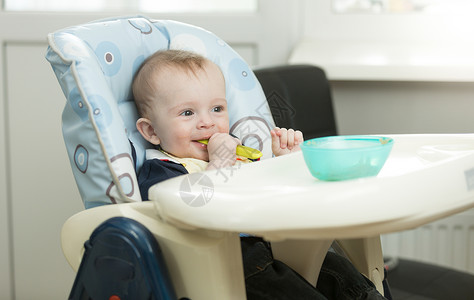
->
xmin=271 ymin=239 xmax=334 ymax=286
xmin=334 ymin=237 xmax=385 ymax=295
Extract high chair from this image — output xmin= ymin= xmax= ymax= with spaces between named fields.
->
xmin=46 ymin=15 xmax=278 ymax=299
xmin=47 ymin=16 xmax=474 ymax=300
xmin=46 ymin=15 xmax=385 ymax=299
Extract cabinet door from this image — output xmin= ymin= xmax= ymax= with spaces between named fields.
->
xmin=6 ymin=43 xmax=84 ymax=300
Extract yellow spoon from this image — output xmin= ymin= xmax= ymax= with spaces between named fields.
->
xmin=197 ymin=139 xmax=263 ymax=160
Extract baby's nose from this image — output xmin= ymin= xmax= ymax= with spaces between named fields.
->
xmin=197 ymin=113 xmax=214 ymax=128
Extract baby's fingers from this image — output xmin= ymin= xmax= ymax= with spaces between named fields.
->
xmin=295 ymin=130 xmax=304 ymax=144
xmin=271 ymin=128 xmax=281 ymax=150
xmin=278 ymin=128 xmax=288 ymax=149
xmin=286 ymin=128 xmax=297 ymax=149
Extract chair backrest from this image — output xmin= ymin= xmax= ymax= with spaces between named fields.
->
xmin=46 ymin=16 xmax=275 ymax=209
xmin=254 ymin=65 xmax=337 ymax=139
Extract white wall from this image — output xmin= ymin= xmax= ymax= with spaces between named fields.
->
xmin=332 ymin=80 xmax=474 ymax=135
xmin=298 ymin=0 xmax=474 ymax=136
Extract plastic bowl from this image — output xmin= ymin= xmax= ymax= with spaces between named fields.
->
xmin=300 ymin=135 xmax=394 ymax=181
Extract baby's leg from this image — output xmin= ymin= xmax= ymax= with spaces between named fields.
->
xmin=317 ymin=251 xmax=388 ymax=300
xmin=241 ymin=236 xmax=328 ymax=300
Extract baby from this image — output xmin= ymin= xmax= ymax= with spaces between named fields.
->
xmin=133 ymin=49 xmax=387 ymax=300
xmin=133 ymin=49 xmax=303 ymax=197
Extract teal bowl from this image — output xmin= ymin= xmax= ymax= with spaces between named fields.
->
xmin=300 ymin=135 xmax=394 ymax=181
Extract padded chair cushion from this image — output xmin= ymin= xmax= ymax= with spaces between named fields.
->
xmin=46 ymin=16 xmax=275 ymax=208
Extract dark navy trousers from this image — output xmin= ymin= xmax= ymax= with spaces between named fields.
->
xmin=241 ymin=237 xmax=388 ymax=300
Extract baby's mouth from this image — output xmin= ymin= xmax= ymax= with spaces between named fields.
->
xmin=194 ymin=139 xmax=208 ymax=148
xmin=194 ymin=137 xmax=211 ymax=143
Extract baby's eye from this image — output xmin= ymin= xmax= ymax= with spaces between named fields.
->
xmin=212 ymin=106 xmax=224 ymax=113
xmin=180 ymin=110 xmax=193 ymax=116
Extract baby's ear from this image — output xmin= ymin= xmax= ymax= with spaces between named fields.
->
xmin=136 ymin=118 xmax=160 ymax=145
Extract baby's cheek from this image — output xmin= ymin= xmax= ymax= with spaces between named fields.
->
xmin=217 ymin=124 xmax=229 ymax=134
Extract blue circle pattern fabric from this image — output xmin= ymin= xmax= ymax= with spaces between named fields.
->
xmin=46 ymin=16 xmax=275 ymax=208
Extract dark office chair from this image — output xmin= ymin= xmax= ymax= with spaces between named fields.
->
xmin=385 ymin=257 xmax=474 ymax=300
xmin=254 ymin=64 xmax=337 ymax=140
xmin=254 ymin=64 xmax=474 ymax=300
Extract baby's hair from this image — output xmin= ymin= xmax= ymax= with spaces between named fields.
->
xmin=133 ymin=49 xmax=209 ymax=118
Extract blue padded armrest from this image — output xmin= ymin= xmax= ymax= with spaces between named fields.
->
xmin=46 ymin=16 xmax=275 ymax=208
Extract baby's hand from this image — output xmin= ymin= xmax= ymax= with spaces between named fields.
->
xmin=206 ymin=133 xmax=241 ymax=170
xmin=271 ymin=127 xmax=304 ymax=157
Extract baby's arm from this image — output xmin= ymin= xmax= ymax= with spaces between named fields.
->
xmin=206 ymin=133 xmax=241 ymax=170
xmin=271 ymin=127 xmax=304 ymax=157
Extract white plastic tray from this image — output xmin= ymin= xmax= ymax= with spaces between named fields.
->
xmin=150 ymin=134 xmax=474 ymax=240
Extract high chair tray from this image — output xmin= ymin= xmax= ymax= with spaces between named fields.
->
xmin=149 ymin=134 xmax=474 ymax=240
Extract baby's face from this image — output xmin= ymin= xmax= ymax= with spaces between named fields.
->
xmin=148 ymin=61 xmax=229 ymax=161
